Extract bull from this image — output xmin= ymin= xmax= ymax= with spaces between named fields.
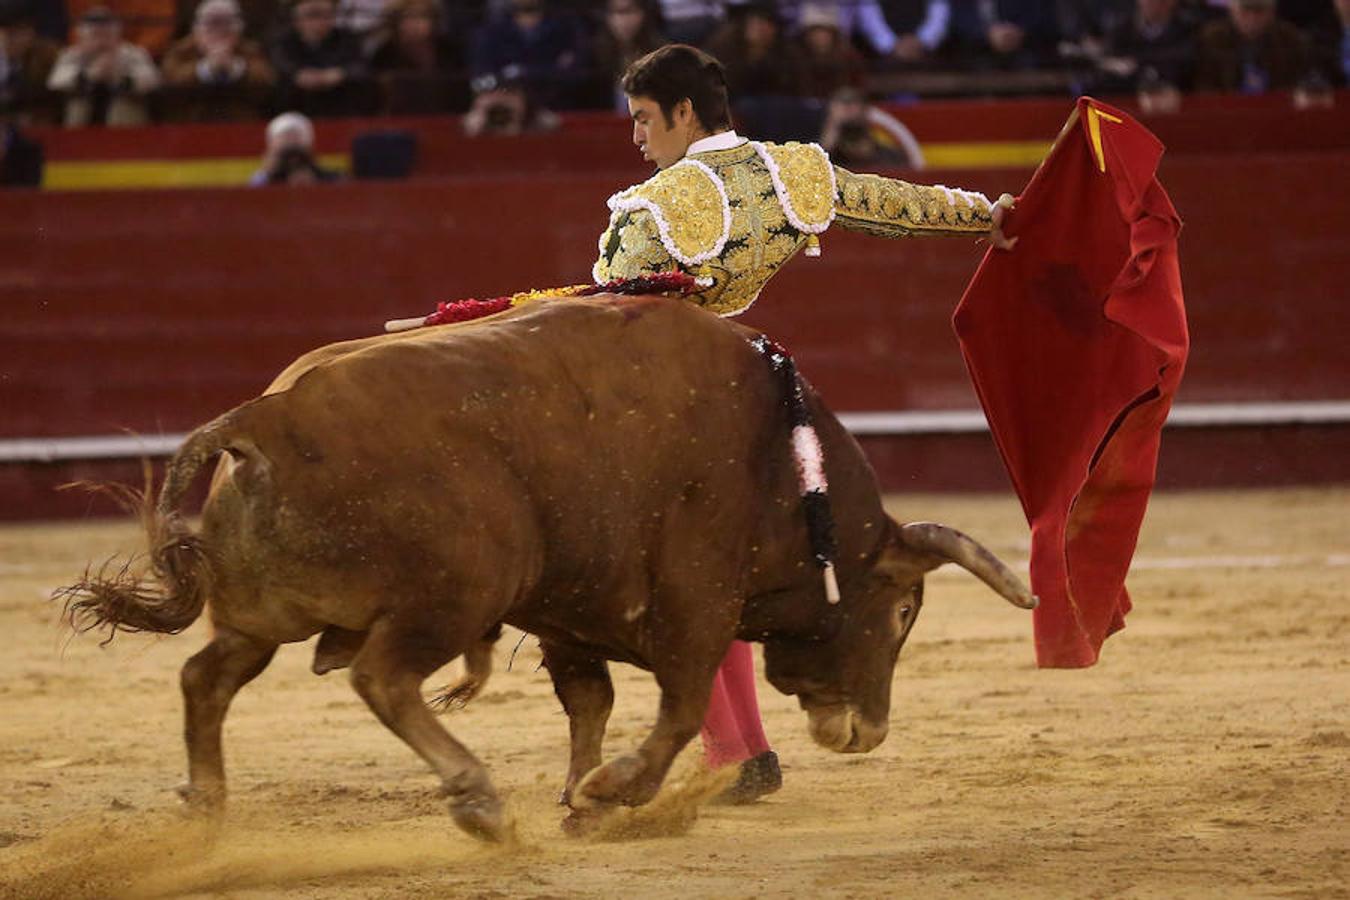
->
xmin=60 ymin=294 xmax=1035 ymax=843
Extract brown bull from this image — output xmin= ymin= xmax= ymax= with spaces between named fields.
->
xmin=60 ymin=294 xmax=1035 ymax=842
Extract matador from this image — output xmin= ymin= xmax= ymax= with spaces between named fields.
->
xmin=600 ymin=44 xmax=1014 ymax=804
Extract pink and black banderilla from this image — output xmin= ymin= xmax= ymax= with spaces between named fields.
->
xmin=750 ymin=335 xmax=841 ymax=604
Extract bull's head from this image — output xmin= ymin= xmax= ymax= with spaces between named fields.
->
xmin=763 ymin=520 xmax=1036 ymax=754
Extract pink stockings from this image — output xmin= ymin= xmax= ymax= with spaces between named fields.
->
xmin=700 ymin=640 xmax=772 ymax=769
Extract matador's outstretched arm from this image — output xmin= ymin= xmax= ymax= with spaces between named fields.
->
xmin=833 ymin=166 xmax=1011 ymax=240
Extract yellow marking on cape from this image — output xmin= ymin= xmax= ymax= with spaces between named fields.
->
xmin=1086 ymin=106 xmax=1123 ymax=173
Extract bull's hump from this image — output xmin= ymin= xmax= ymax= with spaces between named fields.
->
xmin=261 ymin=294 xmax=748 ymax=413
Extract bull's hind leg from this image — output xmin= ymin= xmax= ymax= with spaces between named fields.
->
xmin=179 ymin=627 xmax=278 ymax=812
xmin=348 ymin=616 xmax=511 ymax=843
xmin=540 ymin=639 xmax=614 ymax=806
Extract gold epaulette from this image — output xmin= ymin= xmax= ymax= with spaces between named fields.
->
xmin=603 ymin=159 xmax=731 ymax=267
xmin=750 ymin=141 xmax=837 ymax=236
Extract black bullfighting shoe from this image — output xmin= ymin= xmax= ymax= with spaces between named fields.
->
xmin=714 ymin=751 xmax=783 ymax=805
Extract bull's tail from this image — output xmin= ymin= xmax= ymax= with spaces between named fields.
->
xmin=57 ymin=414 xmax=239 ymax=642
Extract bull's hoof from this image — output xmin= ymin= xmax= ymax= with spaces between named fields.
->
xmin=571 ymin=754 xmax=649 ymax=809
xmin=560 ymin=806 xmax=609 ymax=838
xmin=449 ymin=793 xmax=514 ymax=844
xmin=174 ymin=781 xmax=224 ymax=817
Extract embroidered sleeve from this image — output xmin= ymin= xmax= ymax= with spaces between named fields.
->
xmin=592 ymin=207 xmax=674 ymax=284
xmin=833 ymin=166 xmax=995 ymax=238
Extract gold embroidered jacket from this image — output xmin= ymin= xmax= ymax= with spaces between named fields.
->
xmin=592 ymin=140 xmax=996 ymax=316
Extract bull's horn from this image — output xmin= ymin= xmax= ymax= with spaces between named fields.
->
xmin=899 ymin=522 xmax=1038 ymax=610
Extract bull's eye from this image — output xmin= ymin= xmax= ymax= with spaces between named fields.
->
xmin=889 ymin=604 xmax=914 ymax=639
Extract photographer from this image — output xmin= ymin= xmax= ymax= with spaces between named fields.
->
xmin=462 ymin=65 xmax=558 ymax=137
xmin=818 ymin=87 xmax=919 ymax=169
xmin=249 ymin=110 xmax=340 ymax=185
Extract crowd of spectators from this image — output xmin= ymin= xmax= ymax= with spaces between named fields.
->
xmin=1 ymin=0 xmax=1346 ymax=132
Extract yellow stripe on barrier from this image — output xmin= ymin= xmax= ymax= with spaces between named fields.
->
xmin=37 ymin=140 xmax=1046 ymax=192
xmin=922 ymin=140 xmax=1051 ymax=169
xmin=42 ymin=154 xmax=351 ymax=190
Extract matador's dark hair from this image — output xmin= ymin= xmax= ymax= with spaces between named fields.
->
xmin=621 ymin=44 xmax=732 ymax=133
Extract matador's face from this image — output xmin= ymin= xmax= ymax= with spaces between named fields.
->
xmin=627 ymin=94 xmax=696 ymax=171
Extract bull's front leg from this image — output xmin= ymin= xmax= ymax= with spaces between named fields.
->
xmin=540 ymin=638 xmax=614 ymax=806
xmin=570 ymin=648 xmax=724 ymax=811
xmin=179 ymin=627 xmax=278 ymax=813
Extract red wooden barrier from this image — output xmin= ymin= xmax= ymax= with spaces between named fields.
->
xmin=3 ymin=152 xmax=1347 ymax=440
xmin=3 ymin=102 xmax=1348 ymax=518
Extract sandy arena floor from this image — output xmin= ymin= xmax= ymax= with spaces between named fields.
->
xmin=0 ymin=488 xmax=1346 ymax=899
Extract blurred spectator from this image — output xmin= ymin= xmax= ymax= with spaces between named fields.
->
xmin=462 ymin=64 xmax=559 ymax=134
xmin=586 ymin=0 xmax=665 ymax=111
xmin=1096 ymin=0 xmax=1199 ymax=91
xmin=794 ymin=4 xmax=865 ymax=97
xmin=161 ymin=0 xmax=273 ymax=120
xmin=270 ymin=0 xmax=372 ymax=117
xmin=1055 ymin=0 xmax=1132 ymax=59
xmin=706 ymin=2 xmax=805 ymax=97
xmin=47 ymin=6 xmax=160 ymax=126
xmin=0 ymin=0 xmax=70 ymax=42
xmin=1308 ymin=0 xmax=1348 ymax=86
xmin=369 ymin=0 xmax=466 ymax=113
xmin=819 ymin=86 xmax=920 ymax=168
xmin=1276 ymin=0 xmax=1339 ymax=32
xmin=249 ymin=109 xmax=339 ymax=183
xmin=945 ymin=0 xmax=1058 ymax=68
xmin=1 ymin=118 xmax=43 ymax=185
xmin=439 ymin=0 xmax=488 ymax=36
xmin=66 ymin=0 xmax=177 ymax=57
xmin=174 ymin=0 xmax=281 ymax=41
xmin=1 ymin=8 xmax=61 ymax=121
xmin=1194 ymin=0 xmax=1312 ymax=91
xmin=1137 ymin=64 xmax=1185 ymax=110
xmin=873 ymin=0 xmax=952 ymax=61
xmin=471 ymin=0 xmax=585 ymax=110
xmin=780 ymin=1 xmax=941 ymax=60
xmin=654 ymin=0 xmax=723 ymax=45
xmin=335 ymin=0 xmax=384 ymax=45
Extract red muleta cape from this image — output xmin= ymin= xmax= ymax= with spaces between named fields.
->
xmin=953 ymin=97 xmax=1190 ymax=668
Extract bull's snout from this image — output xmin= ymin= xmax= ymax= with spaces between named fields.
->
xmin=805 ymin=705 xmax=888 ymax=753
